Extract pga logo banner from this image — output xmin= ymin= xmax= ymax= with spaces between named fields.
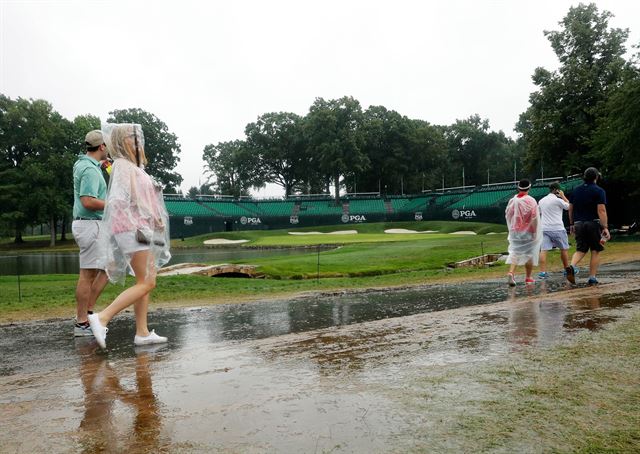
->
xmin=452 ymin=209 xmax=476 ymax=220
xmin=240 ymin=216 xmax=262 ymax=225
xmin=342 ymin=214 xmax=367 ymax=223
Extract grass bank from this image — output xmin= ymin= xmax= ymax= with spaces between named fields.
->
xmin=404 ymin=310 xmax=640 ymax=452
xmin=174 ymin=221 xmax=508 ymax=248
xmin=0 ymin=235 xmax=78 ymax=253
xmin=0 ymin=265 xmax=509 ymax=323
xmin=2 ymin=222 xmax=639 ymax=322
xmin=248 ymin=234 xmax=507 ymax=278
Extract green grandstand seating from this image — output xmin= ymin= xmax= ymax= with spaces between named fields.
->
xmin=252 ymin=201 xmax=295 ymax=217
xmin=528 ymin=186 xmax=549 ymax=200
xmin=165 ymin=200 xmax=216 ymax=217
xmin=396 ymin=197 xmax=429 ymax=212
xmin=432 ymin=192 xmax=472 ymax=208
xmin=389 ymin=198 xmax=411 ymax=212
xmin=348 ymin=199 xmax=386 ymax=214
xmin=201 ymin=202 xmax=255 ymax=217
xmin=299 ymin=200 xmax=344 ymax=215
xmin=164 ymin=178 xmax=584 ymax=222
xmin=237 ymin=201 xmax=265 ymax=216
xmin=448 ymin=189 xmax=515 ymax=209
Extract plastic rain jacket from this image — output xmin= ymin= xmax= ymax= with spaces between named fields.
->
xmin=505 ymin=193 xmax=542 ymax=266
xmin=98 ymin=123 xmax=171 ymax=284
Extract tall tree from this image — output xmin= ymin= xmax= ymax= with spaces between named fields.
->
xmin=592 ymin=75 xmax=640 ymax=188
xmin=306 ymin=96 xmax=369 ymax=202
xmin=107 ymin=108 xmax=182 ymax=191
xmin=445 ymin=115 xmax=514 ymax=187
xmin=405 ymin=120 xmax=448 ymax=192
xmin=357 ymin=106 xmax=412 ymax=194
xmin=245 ymin=112 xmax=308 ymax=197
xmin=202 ymin=140 xmax=264 ymax=197
xmin=516 ymin=3 xmax=631 ymax=176
xmin=0 ymin=96 xmax=75 ymax=244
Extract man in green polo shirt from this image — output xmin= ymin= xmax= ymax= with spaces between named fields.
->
xmin=71 ymin=130 xmax=109 ymax=336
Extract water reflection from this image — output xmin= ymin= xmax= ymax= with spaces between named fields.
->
xmin=0 ymin=247 xmax=320 ymax=276
xmin=506 ymin=290 xmax=623 ymax=350
xmin=75 ymin=339 xmax=166 ymax=453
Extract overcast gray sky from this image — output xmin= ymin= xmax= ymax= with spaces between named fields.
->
xmin=1 ymin=0 xmax=638 ymax=197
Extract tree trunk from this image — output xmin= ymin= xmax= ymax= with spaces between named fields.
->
xmin=334 ymin=174 xmax=340 ymax=204
xmin=60 ymin=217 xmax=68 ymax=241
xmin=14 ymin=226 xmax=24 ymax=244
xmin=49 ymin=216 xmax=56 ymax=248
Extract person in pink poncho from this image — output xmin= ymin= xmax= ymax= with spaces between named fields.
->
xmin=505 ymin=179 xmax=542 ymax=286
xmin=88 ymin=123 xmax=171 ymax=350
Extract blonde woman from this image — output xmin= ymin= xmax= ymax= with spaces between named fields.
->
xmin=88 ymin=123 xmax=171 ymax=349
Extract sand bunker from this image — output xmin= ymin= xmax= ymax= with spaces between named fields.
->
xmin=486 ymin=232 xmax=508 ymax=235
xmin=203 ymin=239 xmax=249 ymax=245
xmin=384 ymin=229 xmax=439 ymax=234
xmin=449 ymin=231 xmax=477 ymax=235
xmin=289 ymin=230 xmax=358 ymax=235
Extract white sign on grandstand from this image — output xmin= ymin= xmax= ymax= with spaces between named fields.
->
xmin=452 ymin=209 xmax=477 ymax=220
xmin=290 ymin=216 xmax=299 ymax=225
xmin=342 ymin=214 xmax=367 ymax=223
xmin=241 ymin=216 xmax=262 ymax=225
xmin=415 ymin=212 xmax=423 ymax=221
xmin=184 ymin=216 xmax=193 ymax=226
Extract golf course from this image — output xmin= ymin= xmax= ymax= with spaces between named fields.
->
xmin=2 ymin=221 xmax=640 ymax=323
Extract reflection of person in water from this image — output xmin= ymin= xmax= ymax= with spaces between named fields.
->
xmin=75 ymin=340 xmax=163 ymax=452
xmin=507 ymin=297 xmax=540 ymax=348
xmin=506 ymin=289 xmax=568 ymax=348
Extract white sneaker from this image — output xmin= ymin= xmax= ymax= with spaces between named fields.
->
xmin=88 ymin=313 xmax=108 ymax=349
xmin=134 ymin=330 xmax=168 ymax=346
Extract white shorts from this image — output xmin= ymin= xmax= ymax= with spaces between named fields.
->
xmin=72 ymin=220 xmax=105 ymax=269
xmin=114 ymin=231 xmax=150 ymax=256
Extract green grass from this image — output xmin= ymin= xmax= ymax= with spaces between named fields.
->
xmin=0 ymin=234 xmax=79 ymax=252
xmin=175 ymin=221 xmax=508 ymax=248
xmin=2 ymin=221 xmax=639 ymax=321
xmin=405 ymin=312 xmax=640 ymax=452
xmin=0 ymin=223 xmax=510 ymax=318
xmin=1 ymin=221 xmax=506 ymax=252
xmin=0 ymin=264 xmax=503 ymax=320
xmin=246 ymin=235 xmax=507 ymax=278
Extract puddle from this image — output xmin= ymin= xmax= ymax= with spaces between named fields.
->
xmin=0 ymin=265 xmax=639 ymax=452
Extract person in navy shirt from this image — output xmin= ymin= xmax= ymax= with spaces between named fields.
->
xmin=566 ymin=167 xmax=610 ymax=285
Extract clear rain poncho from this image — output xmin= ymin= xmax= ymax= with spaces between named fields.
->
xmin=505 ymin=193 xmax=542 ymax=266
xmin=98 ymin=122 xmax=171 ymax=284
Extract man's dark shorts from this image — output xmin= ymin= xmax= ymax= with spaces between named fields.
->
xmin=575 ymin=221 xmax=604 ymax=253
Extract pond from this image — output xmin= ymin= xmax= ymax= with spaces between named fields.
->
xmin=0 ymin=247 xmax=322 ymax=276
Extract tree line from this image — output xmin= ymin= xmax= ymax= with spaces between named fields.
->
xmin=0 ymin=102 xmax=182 ymax=245
xmin=203 ymin=104 xmax=525 ymax=201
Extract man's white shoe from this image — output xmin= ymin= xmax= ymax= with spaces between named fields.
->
xmin=88 ymin=313 xmax=108 ymax=349
xmin=134 ymin=330 xmax=168 ymax=346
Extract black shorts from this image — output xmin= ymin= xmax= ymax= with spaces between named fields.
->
xmin=575 ymin=221 xmax=604 ymax=253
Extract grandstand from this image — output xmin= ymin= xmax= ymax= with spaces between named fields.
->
xmin=167 ymin=176 xmax=584 ymax=238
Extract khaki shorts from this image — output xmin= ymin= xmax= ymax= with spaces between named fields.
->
xmin=72 ymin=220 xmax=105 ymax=269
